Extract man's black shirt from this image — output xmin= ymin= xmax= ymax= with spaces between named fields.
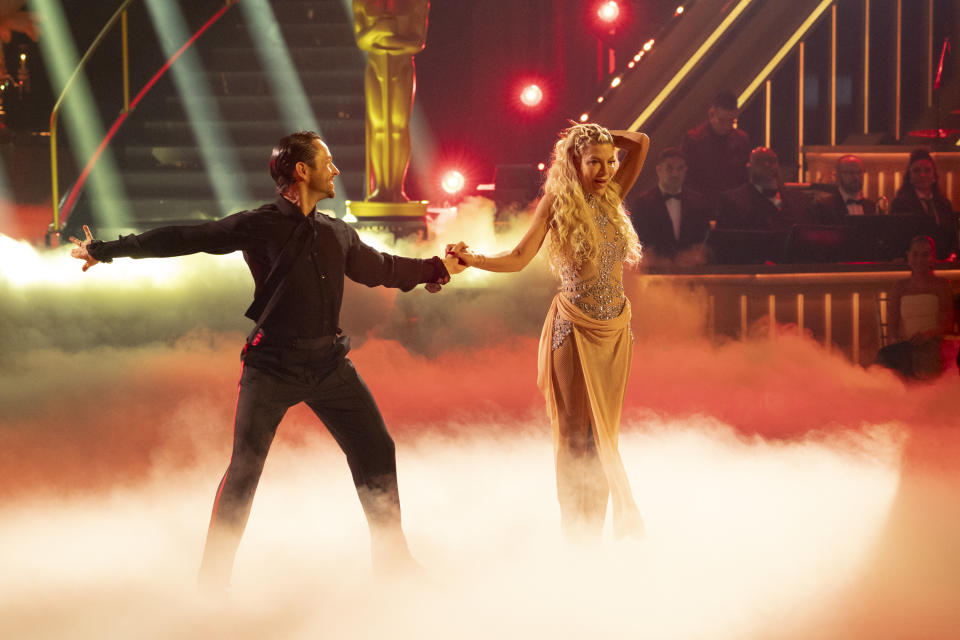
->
xmin=87 ymin=197 xmax=448 ymax=343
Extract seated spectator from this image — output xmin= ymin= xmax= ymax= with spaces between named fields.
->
xmin=631 ymin=147 xmax=712 ymax=267
xmin=876 ymin=235 xmax=956 ymax=380
xmin=811 ymin=154 xmax=877 ymax=224
xmin=890 ymin=149 xmax=958 ymax=260
xmin=681 ymin=90 xmax=752 ymax=200
xmin=715 ymin=147 xmax=818 ymax=232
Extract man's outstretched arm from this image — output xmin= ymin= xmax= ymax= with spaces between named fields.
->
xmin=69 ymin=215 xmax=255 ymax=271
xmin=344 ymin=228 xmax=465 ymax=292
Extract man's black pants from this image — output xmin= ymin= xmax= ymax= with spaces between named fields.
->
xmin=199 ymin=349 xmax=406 ymax=588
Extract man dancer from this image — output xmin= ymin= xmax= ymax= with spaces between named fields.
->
xmin=70 ymin=131 xmax=464 ymax=589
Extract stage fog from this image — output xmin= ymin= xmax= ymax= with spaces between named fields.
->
xmin=1 ymin=205 xmax=958 ymax=639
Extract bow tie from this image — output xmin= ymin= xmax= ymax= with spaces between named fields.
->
xmin=663 ymin=193 xmax=681 ymax=201
xmin=761 ymin=188 xmax=780 ymax=199
xmin=845 ymin=198 xmax=864 ymax=206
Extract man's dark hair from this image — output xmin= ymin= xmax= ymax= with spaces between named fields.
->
xmin=907 ymin=147 xmax=934 ymax=168
xmin=711 ymin=90 xmax=738 ymax=111
xmin=657 ymin=146 xmax=684 ymax=165
xmin=270 ymin=131 xmax=322 ymax=191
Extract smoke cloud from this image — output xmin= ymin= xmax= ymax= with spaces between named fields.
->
xmin=1 ymin=204 xmax=959 ymax=638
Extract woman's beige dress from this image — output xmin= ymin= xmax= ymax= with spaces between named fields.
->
xmin=536 ymin=205 xmax=644 ymax=539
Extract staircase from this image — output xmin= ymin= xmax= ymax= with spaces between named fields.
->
xmin=69 ymin=0 xmax=366 ymax=239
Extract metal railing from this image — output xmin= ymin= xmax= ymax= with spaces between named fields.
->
xmin=48 ymin=0 xmax=136 ymax=244
xmin=47 ymin=0 xmax=238 ymax=245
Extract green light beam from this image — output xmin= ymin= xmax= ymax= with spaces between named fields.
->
xmin=143 ymin=0 xmax=250 ymax=216
xmin=239 ymin=0 xmax=348 ymax=211
xmin=29 ymin=0 xmax=128 ymax=233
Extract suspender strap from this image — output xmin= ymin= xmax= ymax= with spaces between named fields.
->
xmin=245 ymin=217 xmax=312 ymax=344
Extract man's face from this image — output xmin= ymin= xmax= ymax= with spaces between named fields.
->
xmin=908 ymin=159 xmax=936 ymax=192
xmin=748 ymin=148 xmax=779 ymax=187
xmin=304 ymin=139 xmax=339 ymax=199
xmin=836 ymin=158 xmax=864 ymax=193
xmin=708 ymin=107 xmax=738 ymax=136
xmin=656 ymin=156 xmax=686 ymax=194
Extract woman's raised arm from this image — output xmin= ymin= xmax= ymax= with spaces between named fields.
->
xmin=609 ymin=130 xmax=650 ymax=198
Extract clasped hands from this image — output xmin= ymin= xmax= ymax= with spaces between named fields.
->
xmin=443 ymin=241 xmax=484 ymax=268
xmin=428 ymin=241 xmax=479 ymax=293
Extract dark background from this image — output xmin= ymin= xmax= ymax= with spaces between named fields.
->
xmin=4 ymin=0 xmax=954 ymax=206
xmin=2 ymin=0 xmax=682 ymax=202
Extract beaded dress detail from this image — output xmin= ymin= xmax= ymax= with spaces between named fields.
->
xmin=552 ymin=197 xmax=628 ymax=350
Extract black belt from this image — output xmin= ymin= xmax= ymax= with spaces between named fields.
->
xmin=254 ymin=334 xmax=338 ymax=349
xmin=291 ymin=335 xmax=337 ymax=349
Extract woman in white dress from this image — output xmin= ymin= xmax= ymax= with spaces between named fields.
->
xmin=876 ymin=236 xmax=956 ymax=379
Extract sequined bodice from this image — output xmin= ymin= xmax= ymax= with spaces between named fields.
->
xmin=551 ymin=203 xmax=628 ymax=350
xmin=559 ymin=211 xmax=627 ymax=320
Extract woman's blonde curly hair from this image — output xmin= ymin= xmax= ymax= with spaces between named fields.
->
xmin=543 ymin=123 xmax=641 ymax=273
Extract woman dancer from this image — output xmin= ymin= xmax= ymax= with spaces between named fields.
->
xmin=449 ymin=123 xmax=649 ymax=540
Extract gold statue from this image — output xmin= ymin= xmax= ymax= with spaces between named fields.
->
xmin=353 ymin=0 xmax=429 ymax=204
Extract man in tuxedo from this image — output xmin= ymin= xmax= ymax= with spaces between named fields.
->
xmin=811 ymin=154 xmax=877 ymax=224
xmin=716 ymin=146 xmax=814 ymax=232
xmin=631 ymin=147 xmax=712 ymax=267
xmin=681 ymin=90 xmax=752 ymax=200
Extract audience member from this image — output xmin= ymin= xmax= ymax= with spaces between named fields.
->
xmin=876 ymin=235 xmax=956 ymax=379
xmin=631 ymin=147 xmax=712 ymax=267
xmin=890 ymin=149 xmax=958 ymax=260
xmin=812 ymin=154 xmax=876 ymax=224
xmin=680 ymin=91 xmax=751 ymax=199
xmin=715 ymin=147 xmax=815 ymax=232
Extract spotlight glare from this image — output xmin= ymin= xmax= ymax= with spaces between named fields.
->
xmin=610 ymin=76 xmax=621 ymax=88
xmin=441 ymin=170 xmax=466 ymax=195
xmin=597 ymin=1 xmax=620 ymax=23
xmin=627 ymin=61 xmax=635 ymax=69
xmin=579 ymin=113 xmax=589 ymax=122
xmin=676 ymin=6 xmax=685 ymax=15
xmin=537 ymin=162 xmax=545 ymax=171
xmin=644 ymin=39 xmax=655 ymax=51
xmin=597 ymin=96 xmax=604 ymax=103
xmin=519 ymin=83 xmax=543 ymax=107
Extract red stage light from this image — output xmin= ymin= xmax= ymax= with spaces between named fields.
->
xmin=520 ymin=84 xmax=543 ymax=107
xmin=441 ymin=170 xmax=466 ymax=195
xmin=597 ymin=1 xmax=620 ymax=23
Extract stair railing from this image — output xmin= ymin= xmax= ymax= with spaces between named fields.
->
xmin=46 ymin=0 xmax=238 ymax=246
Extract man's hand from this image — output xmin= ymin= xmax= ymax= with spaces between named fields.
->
xmin=69 ymin=225 xmax=99 ymax=272
xmin=442 ymin=254 xmax=467 ymax=275
xmin=445 ymin=241 xmax=484 ymax=268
